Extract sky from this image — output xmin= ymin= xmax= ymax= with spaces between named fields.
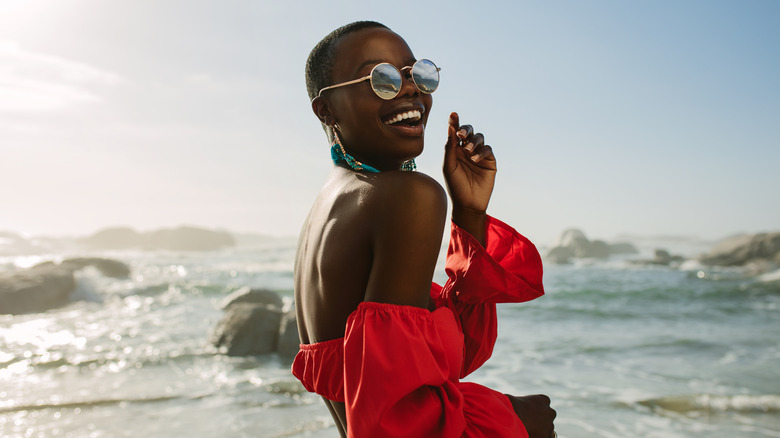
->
xmin=1 ymin=0 xmax=778 ymax=245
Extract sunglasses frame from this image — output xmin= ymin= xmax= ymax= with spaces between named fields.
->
xmin=316 ymin=59 xmax=440 ymax=100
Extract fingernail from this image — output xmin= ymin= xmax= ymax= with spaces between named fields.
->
xmin=457 ymin=129 xmax=467 ymax=138
xmin=470 ymin=154 xmax=480 ymax=162
xmin=464 ymin=142 xmax=475 ymax=152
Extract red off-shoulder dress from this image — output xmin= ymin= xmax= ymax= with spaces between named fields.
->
xmin=292 ymin=216 xmax=544 ymax=437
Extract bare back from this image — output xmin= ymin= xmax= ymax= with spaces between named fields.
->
xmin=294 ymin=167 xmax=377 ymax=345
xmin=294 ymin=166 xmax=447 ymax=435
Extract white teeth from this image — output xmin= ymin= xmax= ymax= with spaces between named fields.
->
xmin=385 ymin=110 xmax=422 ymax=125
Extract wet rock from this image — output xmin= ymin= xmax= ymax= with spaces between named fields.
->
xmin=0 ymin=264 xmax=77 ymax=315
xmin=652 ymin=249 xmax=685 ymax=266
xmin=608 ymin=242 xmax=640 ymax=255
xmin=584 ymin=240 xmax=610 ymax=259
xmin=556 ymin=228 xmax=589 ymax=250
xmin=211 ymin=303 xmax=283 ymax=356
xmin=700 ymin=232 xmax=780 ymax=267
xmin=221 ymin=287 xmax=284 ymax=310
xmin=0 ymin=257 xmax=131 ymax=314
xmin=546 ymin=246 xmax=574 ymax=264
xmin=212 ymin=289 xmax=302 ymax=359
xmin=60 ymin=257 xmax=131 ymax=278
xmin=630 ymin=248 xmax=686 ymax=267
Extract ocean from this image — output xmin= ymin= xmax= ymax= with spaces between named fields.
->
xmin=1 ymin=237 xmax=778 ymax=437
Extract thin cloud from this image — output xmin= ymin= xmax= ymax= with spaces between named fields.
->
xmin=0 ymin=40 xmax=122 ymax=112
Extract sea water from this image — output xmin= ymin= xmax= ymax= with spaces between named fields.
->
xmin=1 ymin=240 xmax=778 ymax=437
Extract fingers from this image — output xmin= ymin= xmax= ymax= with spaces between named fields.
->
xmin=446 ymin=112 xmax=495 ymax=164
xmin=456 ymin=124 xmax=473 ymax=142
xmin=460 ymin=128 xmax=493 ymax=164
xmin=446 ymin=112 xmax=460 ymax=151
xmin=463 ymin=132 xmax=482 ymax=152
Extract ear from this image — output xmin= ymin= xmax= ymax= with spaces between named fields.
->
xmin=311 ymin=96 xmax=337 ymax=126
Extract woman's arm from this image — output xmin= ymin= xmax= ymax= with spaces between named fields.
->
xmin=362 ymin=171 xmax=447 ymax=308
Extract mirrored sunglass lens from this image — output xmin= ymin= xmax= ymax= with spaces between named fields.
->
xmin=371 ymin=63 xmax=402 ymax=99
xmin=412 ymin=59 xmax=439 ymax=94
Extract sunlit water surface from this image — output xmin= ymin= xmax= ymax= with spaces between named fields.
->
xmin=1 ymin=242 xmax=778 ymax=437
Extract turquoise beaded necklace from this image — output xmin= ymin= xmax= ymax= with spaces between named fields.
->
xmin=330 ymin=138 xmax=416 ymax=172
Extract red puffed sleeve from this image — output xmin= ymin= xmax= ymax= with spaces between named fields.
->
xmin=431 ymin=215 xmax=544 ymax=377
xmin=343 ymin=302 xmax=527 ymax=437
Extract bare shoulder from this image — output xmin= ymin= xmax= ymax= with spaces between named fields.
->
xmin=360 ymin=171 xmax=448 ymax=307
xmin=363 ymin=171 xmax=447 ymax=219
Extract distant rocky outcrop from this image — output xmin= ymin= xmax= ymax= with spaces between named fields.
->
xmin=629 ymin=248 xmax=686 ymax=267
xmin=82 ymin=226 xmax=235 ymax=251
xmin=211 ymin=289 xmax=299 ymax=359
xmin=545 ymin=228 xmax=638 ymax=264
xmin=650 ymin=249 xmax=685 ymax=266
xmin=0 ymin=257 xmax=130 ymax=315
xmin=700 ymin=232 xmax=780 ymax=267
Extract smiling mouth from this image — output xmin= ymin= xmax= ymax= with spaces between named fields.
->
xmin=384 ymin=109 xmax=423 ymax=127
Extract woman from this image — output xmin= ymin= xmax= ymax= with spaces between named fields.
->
xmin=292 ymin=21 xmax=557 ymax=437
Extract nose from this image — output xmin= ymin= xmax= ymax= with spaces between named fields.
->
xmin=397 ymin=66 xmax=419 ymax=97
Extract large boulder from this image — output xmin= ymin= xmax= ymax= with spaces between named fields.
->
xmin=584 ymin=240 xmax=610 ymax=259
xmin=556 ymin=228 xmax=589 ymax=250
xmin=700 ymin=232 xmax=780 ymax=267
xmin=630 ymin=248 xmax=686 ymax=267
xmin=0 ymin=264 xmax=77 ymax=315
xmin=220 ymin=287 xmax=284 ymax=310
xmin=608 ymin=242 xmax=640 ymax=255
xmin=545 ymin=246 xmax=575 ymax=264
xmin=60 ymin=257 xmax=131 ymax=278
xmin=0 ymin=258 xmax=131 ymax=315
xmin=211 ymin=303 xmax=283 ymax=356
xmin=211 ymin=289 xmax=300 ymax=359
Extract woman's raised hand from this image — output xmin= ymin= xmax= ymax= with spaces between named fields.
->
xmin=443 ymin=112 xmax=497 ymax=214
xmin=443 ymin=112 xmax=497 ymax=245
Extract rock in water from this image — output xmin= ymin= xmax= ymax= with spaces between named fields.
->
xmin=546 ymin=228 xmax=640 ymax=263
xmin=546 ymin=246 xmax=574 ymax=264
xmin=221 ymin=287 xmax=284 ymax=310
xmin=0 ymin=258 xmax=130 ymax=315
xmin=0 ymin=265 xmax=77 ymax=315
xmin=608 ymin=242 xmax=639 ymax=255
xmin=211 ymin=303 xmax=283 ymax=356
xmin=700 ymin=232 xmax=780 ymax=267
xmin=555 ymin=228 xmax=589 ymax=249
xmin=60 ymin=257 xmax=131 ymax=278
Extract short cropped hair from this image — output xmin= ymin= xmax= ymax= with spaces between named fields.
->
xmin=305 ymin=21 xmax=389 ymax=102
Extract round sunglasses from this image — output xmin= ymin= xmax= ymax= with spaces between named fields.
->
xmin=316 ymin=59 xmax=440 ymax=100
